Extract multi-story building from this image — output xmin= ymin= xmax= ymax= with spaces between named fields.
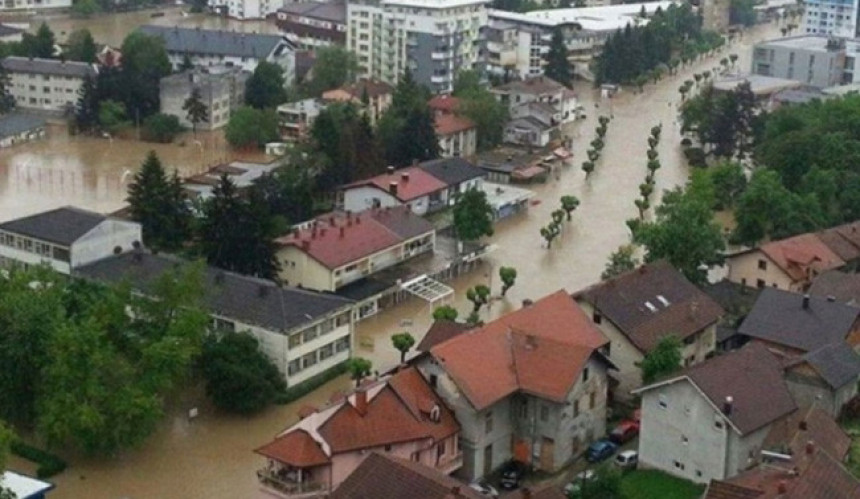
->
xmin=346 ymin=0 xmax=488 ymax=94
xmin=484 ymin=19 xmax=548 ymax=79
xmin=803 ymin=0 xmax=860 ymax=38
xmin=0 ymin=0 xmax=70 ymax=11
xmin=139 ymin=26 xmax=297 ymax=82
xmin=276 ymin=98 xmax=327 ymax=141
xmin=321 ymin=78 xmax=393 ymax=123
xmin=751 ymin=35 xmax=850 ymax=87
xmin=0 ymin=206 xmax=141 ymax=274
xmin=208 ymin=0 xmax=280 ymax=20
xmin=275 ymin=1 xmax=348 ymax=49
xmin=159 ymin=66 xmax=249 ymax=131
xmin=428 ymin=95 xmax=476 ymax=158
xmin=1 ymin=56 xmax=96 ymax=113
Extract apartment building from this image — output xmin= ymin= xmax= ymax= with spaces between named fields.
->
xmin=752 ymin=35 xmax=850 ymax=87
xmin=803 ymin=0 xmax=860 ymax=38
xmin=275 ymin=1 xmax=348 ymax=49
xmin=159 ymin=66 xmax=250 ymax=131
xmin=346 ymin=0 xmax=487 ymax=93
xmin=1 ymin=56 xmax=96 ymax=113
xmin=0 ymin=0 xmax=70 ymax=11
xmin=484 ymin=19 xmax=548 ymax=79
xmin=208 ymin=0 xmax=281 ymax=20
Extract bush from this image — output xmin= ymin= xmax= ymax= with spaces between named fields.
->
xmin=683 ymin=147 xmax=707 ymax=168
xmin=142 ymin=113 xmax=184 ymax=143
xmin=275 ymin=361 xmax=348 ymax=405
xmin=841 ymin=395 xmax=860 ymax=422
xmin=10 ymin=440 xmax=67 ymax=478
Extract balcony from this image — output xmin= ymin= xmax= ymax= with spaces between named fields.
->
xmin=257 ymin=469 xmax=328 ymax=499
xmin=438 ymin=452 xmax=464 ymax=475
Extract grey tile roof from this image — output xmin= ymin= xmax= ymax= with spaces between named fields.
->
xmin=1 ymin=56 xmax=96 ymax=78
xmin=738 ymin=288 xmax=860 ymax=352
xmin=0 ymin=24 xmax=24 ymax=37
xmin=494 ymin=75 xmax=566 ymax=95
xmin=369 ymin=205 xmax=435 ymax=240
xmin=0 ymin=206 xmax=106 ymax=246
xmin=418 ymin=158 xmax=487 ymax=186
xmin=76 ymin=252 xmax=353 ymax=333
xmin=809 ymin=270 xmax=860 ymax=306
xmin=0 ymin=113 xmax=44 ymax=138
xmin=801 ymin=342 xmax=860 ymax=389
xmin=139 ymin=25 xmax=290 ymax=59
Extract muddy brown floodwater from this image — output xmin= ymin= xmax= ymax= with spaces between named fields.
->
xmin=0 ymin=13 xmax=779 ymax=498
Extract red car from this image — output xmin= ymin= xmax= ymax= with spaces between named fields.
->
xmin=609 ymin=419 xmax=640 ymax=444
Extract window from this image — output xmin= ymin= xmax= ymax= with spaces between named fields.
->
xmin=758 ymin=259 xmax=767 ymax=270
xmin=696 ymin=470 xmax=703 ymax=478
xmin=335 ymin=336 xmax=350 ymax=352
xmin=540 ymin=404 xmax=549 ymax=422
xmin=715 ymin=420 xmax=724 ymax=430
xmin=437 ymin=441 xmax=446 ymax=459
xmin=336 ymin=312 xmax=350 ymax=327
xmin=319 ymin=343 xmax=334 ymax=361
xmin=303 ymin=326 xmax=318 ymax=342
xmin=682 ymin=435 xmax=689 ymax=445
xmin=485 ymin=411 xmax=494 ymax=434
xmin=289 ymin=333 xmax=302 ymax=348
xmin=582 ymin=367 xmax=589 ymax=382
xmin=573 ymin=399 xmax=580 ymax=417
xmin=288 ymin=359 xmax=301 ymax=375
xmin=592 ymin=311 xmax=602 ymax=324
xmin=589 ymin=392 xmax=596 ymax=409
xmin=674 ymin=460 xmax=685 ymax=470
xmin=658 ymin=395 xmax=668 ymax=409
xmin=319 ymin=319 xmax=334 ymax=336
xmin=302 ymin=351 xmax=318 ymax=369
xmin=756 ymin=279 xmax=766 ymax=289
xmin=520 ymin=399 xmax=528 ymax=418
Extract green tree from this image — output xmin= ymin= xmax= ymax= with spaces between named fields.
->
xmin=74 ymin=74 xmax=98 ymax=132
xmin=300 ymin=46 xmax=358 ymax=96
xmin=499 ymin=266 xmax=517 ymax=296
xmin=432 ymin=305 xmax=459 ymax=322
xmin=142 ymin=113 xmax=183 ymax=143
xmin=182 ymin=87 xmax=209 ymax=135
xmin=544 ymin=27 xmax=572 ymax=88
xmin=346 ymin=357 xmax=373 ymax=387
xmin=641 ymin=336 xmax=682 ymax=384
xmin=0 ymin=66 xmax=15 ymax=113
xmin=225 ymin=106 xmax=279 ymax=149
xmin=708 ymin=162 xmax=747 ymax=210
xmin=119 ymin=32 xmax=171 ymax=119
xmin=200 ymin=333 xmax=286 ymax=414
xmin=452 ymin=187 xmax=494 ymax=244
xmin=391 ymin=332 xmax=416 ymax=363
xmin=20 ymin=23 xmax=55 ymax=59
xmin=0 ymin=420 xmax=11 ymax=471
xmin=98 ymin=99 xmax=127 ymax=134
xmin=127 ymin=151 xmax=191 ymax=251
xmin=560 ymin=195 xmax=580 ymax=221
xmin=458 ymin=87 xmax=509 ymax=151
xmin=311 ymin=103 xmax=383 ymax=190
xmin=377 ymin=70 xmax=439 ymax=166
xmin=250 ymin=165 xmax=316 ymax=226
xmin=71 ymin=0 xmax=100 ymax=16
xmin=179 ymin=53 xmax=194 ymax=72
xmin=601 ymin=244 xmax=640 ymax=280
xmin=466 ymin=285 xmax=491 ymax=313
xmin=540 ymin=222 xmax=561 ymax=249
xmin=65 ymin=29 xmax=97 ymax=63
xmin=245 ymin=61 xmax=288 ymax=109
xmin=453 ymin=69 xmax=482 ymax=96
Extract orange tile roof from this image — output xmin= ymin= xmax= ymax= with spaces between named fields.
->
xmin=254 ymin=429 xmax=330 ymax=467
xmin=344 ymin=166 xmax=448 ymax=202
xmin=435 ymin=113 xmax=476 ymax=136
xmin=764 ymin=406 xmax=851 ymax=463
xmin=428 ymin=95 xmax=461 ymax=113
xmin=431 ymin=290 xmax=609 ymax=410
xmin=760 ymin=233 xmax=845 ymax=282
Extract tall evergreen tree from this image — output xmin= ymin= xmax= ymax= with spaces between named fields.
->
xmin=74 ymin=74 xmax=98 ymax=132
xmin=245 ymin=61 xmax=288 ymax=109
xmin=182 ymin=87 xmax=209 ymax=135
xmin=544 ymin=27 xmax=572 ymax=88
xmin=0 ymin=66 xmax=14 ymax=114
xmin=65 ymin=29 xmax=97 ymax=63
xmin=378 ymin=70 xmax=439 ymax=166
xmin=20 ymin=23 xmax=55 ymax=59
xmin=127 ymin=151 xmax=191 ymax=251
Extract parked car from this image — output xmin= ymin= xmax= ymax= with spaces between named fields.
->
xmin=499 ymin=461 xmax=526 ymax=490
xmin=586 ymin=439 xmax=618 ymax=463
xmin=609 ymin=419 xmax=640 ymax=444
xmin=563 ymin=469 xmax=595 ymax=494
xmin=469 ymin=482 xmax=499 ymax=497
xmin=615 ymin=450 xmax=639 ymax=469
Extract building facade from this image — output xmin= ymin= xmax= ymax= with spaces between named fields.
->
xmin=484 ymin=19 xmax=548 ymax=79
xmin=0 ymin=0 xmax=69 ymax=11
xmin=321 ymin=79 xmax=393 ymax=124
xmin=752 ymin=35 xmax=849 ymax=87
xmin=276 ymin=2 xmax=348 ymax=48
xmin=1 ymin=57 xmax=96 ymax=113
xmin=803 ymin=0 xmax=860 ymax=38
xmin=159 ymin=66 xmax=249 ymax=131
xmin=277 ymin=98 xmax=327 ymax=141
xmin=0 ymin=113 xmax=46 ymax=148
xmin=208 ymin=0 xmax=281 ymax=20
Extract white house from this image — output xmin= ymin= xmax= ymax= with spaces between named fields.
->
xmin=0 ymin=113 xmax=46 ymax=148
xmin=208 ymin=0 xmax=282 ymax=20
xmin=0 ymin=206 xmax=142 ymax=274
xmin=1 ymin=56 xmax=97 ymax=113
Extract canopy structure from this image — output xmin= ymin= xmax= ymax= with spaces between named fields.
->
xmin=400 ymin=274 xmax=454 ymax=304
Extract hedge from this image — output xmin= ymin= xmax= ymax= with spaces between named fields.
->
xmin=275 ymin=361 xmax=348 ymax=405
xmin=10 ymin=440 xmax=67 ymax=478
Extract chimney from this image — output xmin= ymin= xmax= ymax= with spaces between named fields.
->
xmin=723 ymin=396 xmax=733 ymax=416
xmin=401 ymin=172 xmax=410 ymax=182
xmin=802 ymin=294 xmax=810 ymax=309
xmin=329 ymin=215 xmax=335 ymax=225
xmin=389 ymin=181 xmax=399 ymax=196
xmin=387 ymin=165 xmax=395 ymax=175
xmin=799 ymin=420 xmax=808 ymax=431
xmin=339 ymin=226 xmax=345 ymax=238
xmin=522 ymin=298 xmax=534 ymax=308
xmin=354 ymin=389 xmax=368 ymax=416
xmin=777 ymin=481 xmax=788 ymax=494
xmin=827 ymin=295 xmax=836 ymax=302
xmin=805 ymin=440 xmax=814 ymax=455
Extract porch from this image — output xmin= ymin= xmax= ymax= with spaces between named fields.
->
xmin=257 ymin=467 xmax=329 ymax=499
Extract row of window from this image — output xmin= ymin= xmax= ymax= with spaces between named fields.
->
xmin=656 ymin=395 xmax=726 ymax=430
xmin=287 ymin=335 xmax=349 ymax=375
xmin=0 ymin=232 xmax=70 ymax=261
xmin=287 ymin=312 xmax=351 ymax=348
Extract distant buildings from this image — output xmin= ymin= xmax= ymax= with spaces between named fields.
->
xmin=276 ymin=98 xmax=327 ymax=141
xmin=802 ymin=0 xmax=860 ymax=38
xmin=0 ymin=113 xmax=46 ymax=148
xmin=275 ymin=2 xmax=347 ymax=49
xmin=1 ymin=56 xmax=97 ymax=113
xmin=751 ymin=35 xmax=853 ymax=87
xmin=159 ymin=66 xmax=249 ymax=131
xmin=321 ymin=79 xmax=393 ymax=124
xmin=492 ymin=76 xmax=578 ymax=147
xmin=207 ymin=0 xmax=281 ymax=20
xmin=428 ymin=95 xmax=477 ymax=158
xmin=0 ymin=0 xmax=69 ymax=11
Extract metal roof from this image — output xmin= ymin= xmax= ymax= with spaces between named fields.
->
xmin=139 ymin=25 xmax=291 ymax=59
xmin=1 ymin=56 xmax=96 ymax=78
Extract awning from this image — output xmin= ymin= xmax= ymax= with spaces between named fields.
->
xmin=553 ymin=147 xmax=572 ymax=159
xmin=400 ymin=275 xmax=454 ymax=304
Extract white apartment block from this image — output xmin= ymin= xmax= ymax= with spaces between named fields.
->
xmin=159 ymin=66 xmax=249 ymax=131
xmin=0 ymin=0 xmax=70 ymax=12
xmin=803 ymin=0 xmax=860 ymax=38
xmin=1 ymin=57 xmax=96 ymax=113
xmin=208 ymin=0 xmax=282 ymax=20
xmin=485 ymin=19 xmax=549 ymax=79
xmin=347 ymin=0 xmax=488 ymax=93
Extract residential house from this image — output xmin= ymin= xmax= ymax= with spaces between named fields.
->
xmin=159 ymin=66 xmax=249 ymax=131
xmin=633 ymin=343 xmax=797 ymax=484
xmin=1 ymin=471 xmax=54 ymax=499
xmin=780 ymin=342 xmax=860 ymax=418
xmin=0 ymin=0 xmax=69 ymax=11
xmin=76 ymin=252 xmax=355 ymax=387
xmin=726 ymin=233 xmax=845 ymax=291
xmin=255 ymin=367 xmax=462 ymax=497
xmin=428 ymin=95 xmax=478 ymax=158
xmin=321 ymin=79 xmax=393 ymax=124
xmin=573 ymin=261 xmax=724 ymax=399
xmin=809 ymin=270 xmax=860 ymax=306
xmin=416 ymin=320 xmax=471 ymax=354
xmin=275 ymin=2 xmax=347 ymax=49
xmin=492 ymin=76 xmax=578 ymax=125
xmin=815 ymin=221 xmax=860 ymax=268
xmin=737 ymin=288 xmax=860 ymax=356
xmin=1 ymin=56 xmax=96 ymax=113
xmin=0 ymin=206 xmax=141 ymax=274
xmin=207 ymin=0 xmax=281 ymax=20
xmin=276 ymin=98 xmax=326 ymax=141
xmin=138 ymin=26 xmax=297 ymax=81
xmin=484 ymin=19 xmax=548 ymax=80
xmin=503 ymin=116 xmax=555 ymax=147
xmin=182 ymin=161 xmax=280 ymax=201
xmin=0 ymin=113 xmax=45 ymax=148
xmin=762 ymin=405 xmax=852 ymax=463
xmin=418 ymin=158 xmax=487 ymax=205
xmin=418 ymin=290 xmax=613 ymax=480
xmin=274 ymin=205 xmax=435 ymax=293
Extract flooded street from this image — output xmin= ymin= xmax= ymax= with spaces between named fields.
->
xmin=0 ymin=10 xmax=780 ymax=497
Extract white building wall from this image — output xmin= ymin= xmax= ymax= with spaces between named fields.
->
xmin=208 ymin=0 xmax=282 ymax=20
xmin=8 ymin=71 xmax=88 ymax=112
xmin=0 ymin=0 xmax=70 ymax=11
xmin=342 ymin=185 xmax=402 ymax=212
xmin=70 ymin=220 xmax=142 ymax=269
xmin=803 ymin=0 xmax=860 ymax=38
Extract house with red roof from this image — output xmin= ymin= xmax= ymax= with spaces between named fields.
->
xmin=274 ymin=205 xmax=435 ymax=293
xmin=321 ymin=79 xmax=393 ymax=124
xmin=428 ymin=95 xmax=478 ymax=158
xmin=254 ymin=366 xmax=462 ymax=497
xmin=416 ymin=290 xmax=614 ymax=481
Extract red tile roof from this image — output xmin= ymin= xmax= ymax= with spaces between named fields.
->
xmin=431 ymin=290 xmax=609 ymax=410
xmin=275 ymin=206 xmax=434 ymax=270
xmin=760 ymin=233 xmax=845 ymax=283
xmin=704 ymin=481 xmax=763 ymax=499
xmin=344 ymin=166 xmax=448 ymax=202
xmin=417 ymin=320 xmax=472 ymax=352
xmin=816 ymin=221 xmax=860 ymax=262
xmin=764 ymin=406 xmax=851 ymax=463
xmin=254 ymin=429 xmax=330 ymax=467
xmin=435 ymin=113 xmax=476 ymax=136
xmin=428 ymin=95 xmax=462 ymax=113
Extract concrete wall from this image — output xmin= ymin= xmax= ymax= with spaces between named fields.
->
xmin=726 ymin=250 xmax=801 ymax=291
xmin=0 ymin=0 xmax=70 ymax=11
xmin=166 ymin=47 xmax=296 ymax=84
xmin=71 ymin=219 xmax=142 ymax=268
xmin=725 ymin=424 xmax=770 ymax=479
xmin=342 ymin=185 xmax=402 ymax=213
xmin=438 ymin=128 xmax=477 ymax=159
xmin=277 ymin=245 xmax=334 ymax=291
xmin=752 ymin=43 xmax=844 ymax=88
xmin=0 ymin=124 xmax=45 ymax=147
xmin=785 ymin=363 xmax=858 ymax=418
xmin=8 ymin=70 xmax=87 ymax=112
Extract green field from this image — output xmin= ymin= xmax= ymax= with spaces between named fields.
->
xmin=620 ymin=470 xmax=705 ymax=499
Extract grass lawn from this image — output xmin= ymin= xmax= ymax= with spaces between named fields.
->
xmin=620 ymin=470 xmax=705 ymax=499
xmin=840 ymin=418 xmax=860 ymax=479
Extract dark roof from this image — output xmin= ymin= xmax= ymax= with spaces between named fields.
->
xmin=331 ymin=452 xmax=483 ymax=499
xmin=494 ymin=75 xmax=566 ymax=95
xmin=703 ymin=481 xmax=763 ymax=499
xmin=716 ymin=325 xmax=738 ymax=343
xmin=0 ymin=206 xmax=106 ymax=245
xmin=815 ymin=225 xmax=860 ymax=262
xmin=764 ymin=406 xmax=851 ymax=461
xmin=0 ymin=24 xmax=24 ymax=37
xmin=278 ymin=1 xmax=346 ymax=23
xmin=418 ymin=158 xmax=487 ymax=187
xmin=0 ymin=113 xmax=45 ymax=138
xmin=1 ymin=56 xmax=96 ymax=78
xmin=139 ymin=25 xmax=289 ymax=59
xmin=808 ymin=270 xmax=860 ymax=306
xmin=574 ymin=261 xmax=724 ymax=353
xmin=371 ymin=205 xmax=437 ymax=240
xmin=416 ymin=320 xmax=471 ymax=352
xmin=75 ymin=252 xmax=352 ymax=332
xmin=334 ymin=277 xmax=395 ymax=301
xmin=800 ymin=342 xmax=860 ymax=389
xmin=702 ymin=279 xmax=761 ymax=318
xmin=737 ymin=287 xmax=860 ymax=352
xmin=507 ymin=116 xmax=553 ymax=131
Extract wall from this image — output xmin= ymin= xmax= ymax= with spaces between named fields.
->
xmin=784 ymin=363 xmax=857 ymax=418
xmin=752 ymin=43 xmax=843 ymax=88
xmin=0 ymin=125 xmax=45 ymax=147
xmin=576 ymin=299 xmax=644 ymax=399
xmin=8 ymin=71 xmax=87 ymax=112
xmin=438 ymin=128 xmax=477 ymax=159
xmin=725 ymin=424 xmax=770 ymax=479
xmin=166 ymin=47 xmax=296 ymax=84
xmin=277 ymin=245 xmax=334 ymax=291
xmin=726 ymin=251 xmax=799 ymax=291
xmin=342 ymin=185 xmax=401 ymax=213
xmin=71 ymin=219 xmax=142 ymax=268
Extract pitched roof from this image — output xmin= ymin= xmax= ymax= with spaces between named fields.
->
xmin=815 ymin=223 xmax=860 ymax=262
xmin=275 ymin=206 xmax=435 ymax=270
xmin=794 ymin=341 xmax=860 ymax=389
xmin=278 ymin=1 xmax=346 ymax=23
xmin=428 ymin=94 xmax=461 ymax=113
xmin=574 ymin=261 xmax=724 ymax=353
xmin=331 ymin=452 xmax=484 ymax=499
xmin=431 ymin=290 xmax=609 ymax=410
xmin=759 ymin=233 xmax=845 ymax=282
xmin=737 ymin=287 xmax=860 ymax=352
xmin=139 ymin=25 xmax=289 ymax=59
xmin=1 ymin=56 xmax=96 ymax=78
xmin=324 ymin=78 xmax=393 ymax=100
xmin=75 ymin=252 xmax=352 ymax=332
xmin=0 ymin=24 xmax=24 ymax=37
xmin=808 ymin=270 xmax=860 ymax=306
xmin=703 ymin=481 xmax=763 ymax=499
xmin=763 ymin=406 xmax=851 ymax=462
xmin=417 ymin=320 xmax=472 ymax=352
xmin=254 ymin=429 xmax=330 ymax=467
xmin=418 ymin=158 xmax=486 ymax=186
xmin=434 ymin=113 xmax=476 ymax=135
xmin=0 ymin=113 xmax=45 ymax=138
xmin=343 ymin=166 xmax=448 ymax=202
xmin=0 ymin=206 xmax=107 ymax=245
xmin=494 ymin=75 xmax=566 ymax=95
xmin=784 ymin=450 xmax=860 ymax=498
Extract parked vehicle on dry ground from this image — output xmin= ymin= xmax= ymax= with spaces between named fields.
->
xmin=499 ymin=460 xmax=526 ymax=490
xmin=586 ymin=439 xmax=618 ymax=463
xmin=615 ymin=450 xmax=639 ymax=469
